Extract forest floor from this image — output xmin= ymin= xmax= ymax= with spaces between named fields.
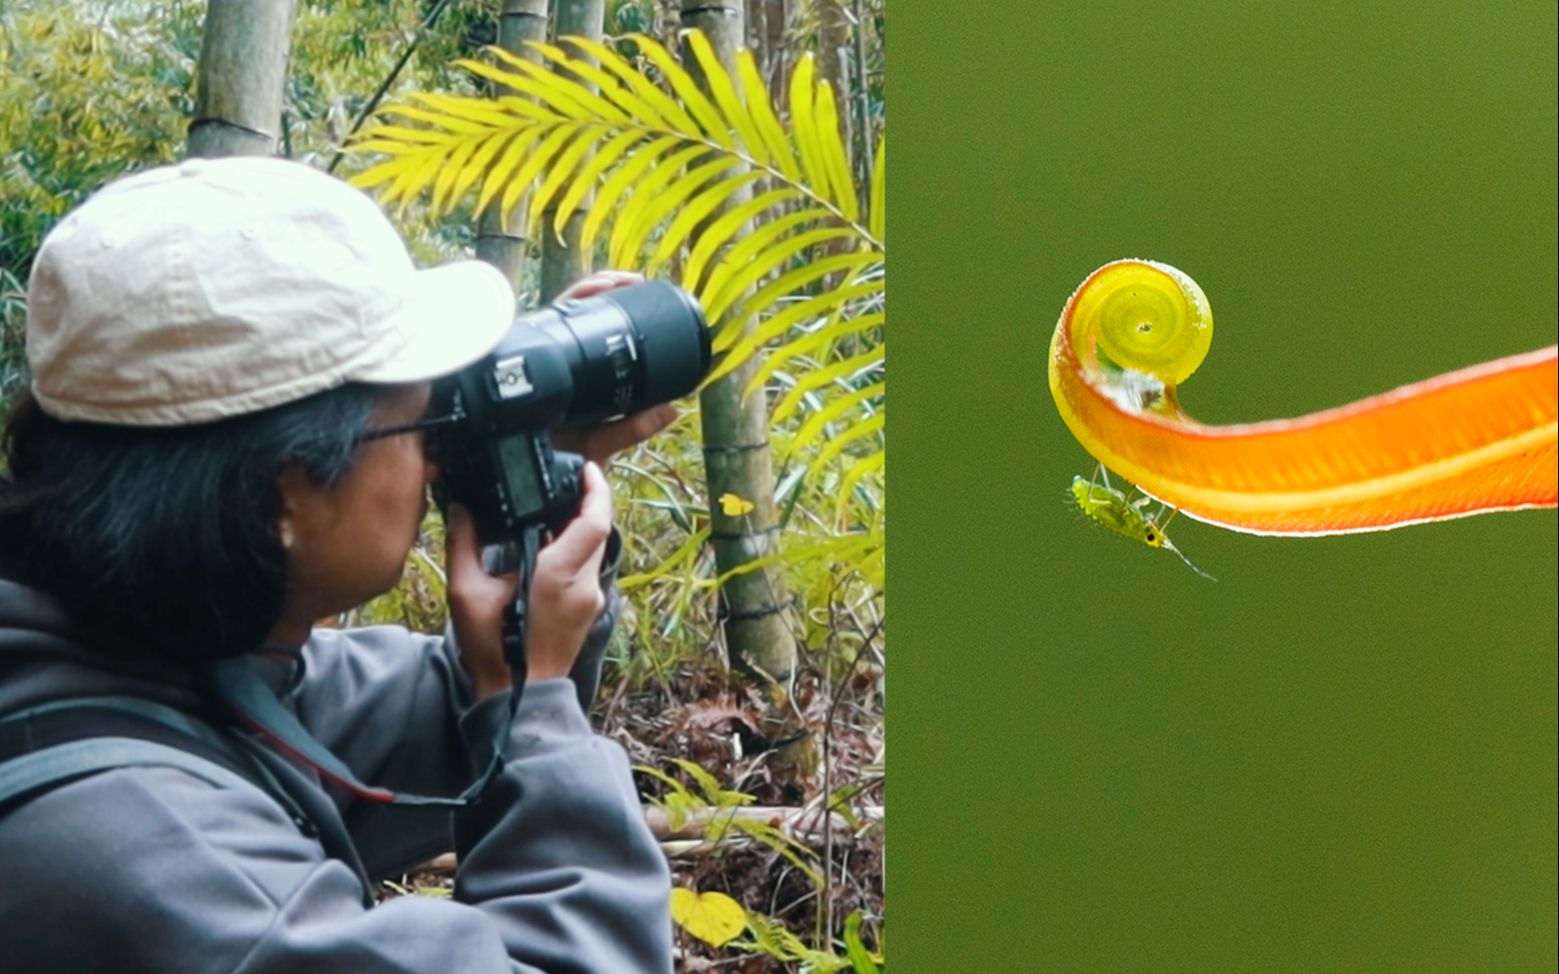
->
xmin=379 ymin=650 xmax=885 ymax=972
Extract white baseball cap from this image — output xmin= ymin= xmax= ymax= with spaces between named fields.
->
xmin=25 ymin=156 xmax=515 ymax=425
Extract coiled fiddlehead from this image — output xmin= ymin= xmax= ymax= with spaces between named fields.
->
xmin=1049 ymin=259 xmax=1558 ymax=535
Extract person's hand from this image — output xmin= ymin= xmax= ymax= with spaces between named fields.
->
xmin=445 ymin=503 xmax=518 ymax=699
xmin=554 ymin=404 xmax=679 ymax=467
xmin=521 ymin=461 xmax=614 ymax=683
xmin=444 ymin=463 xmax=615 ymax=697
xmin=554 ymin=268 xmax=643 ymax=302
xmin=550 ymin=269 xmax=681 ymax=466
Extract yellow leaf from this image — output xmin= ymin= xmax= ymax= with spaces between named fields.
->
xmin=670 ymin=887 xmax=746 ymax=947
xmin=527 ymin=123 xmax=609 ymax=240
xmin=645 ymin=169 xmax=766 ymax=276
xmin=617 ymin=156 xmax=742 ymax=266
xmin=552 ymin=129 xmax=643 ymax=235
xmin=812 ymin=80 xmax=858 ymax=222
xmin=631 ymin=32 xmax=732 ymax=148
xmin=681 ymin=187 xmax=803 ymax=294
xmin=581 ymin=134 xmax=681 ymax=252
xmin=719 ymin=493 xmax=756 ymax=516
xmin=528 ymin=39 xmax=668 ymax=129
xmin=789 ymin=54 xmax=829 ymax=197
xmin=564 ymin=35 xmax=698 ymax=135
xmin=606 ymin=144 xmax=717 ymax=266
xmin=737 ymin=49 xmax=800 ymax=182
xmin=685 ymin=30 xmax=768 ymax=166
xmin=698 ymin=209 xmax=825 ymax=319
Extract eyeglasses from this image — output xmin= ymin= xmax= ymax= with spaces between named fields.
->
xmin=358 ymin=410 xmax=466 ymax=442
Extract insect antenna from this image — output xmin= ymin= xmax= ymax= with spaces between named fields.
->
xmin=1163 ymin=538 xmax=1217 ymax=582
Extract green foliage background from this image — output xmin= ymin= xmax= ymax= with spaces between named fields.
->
xmin=895 ymin=1 xmax=1556 ymax=971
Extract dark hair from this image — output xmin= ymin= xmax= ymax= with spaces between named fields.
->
xmin=0 ymin=385 xmax=379 ymax=660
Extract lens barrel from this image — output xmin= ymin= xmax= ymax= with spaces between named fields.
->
xmin=527 ymin=280 xmax=711 ymax=425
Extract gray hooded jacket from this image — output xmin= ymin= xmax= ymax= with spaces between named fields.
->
xmin=0 ymin=575 xmax=672 ymax=972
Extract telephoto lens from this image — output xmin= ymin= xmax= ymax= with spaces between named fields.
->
xmin=481 ymin=280 xmax=712 ymax=432
xmin=431 ymin=280 xmax=713 ymax=542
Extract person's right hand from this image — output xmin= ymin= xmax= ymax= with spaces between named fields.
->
xmin=522 ymin=461 xmax=614 ymax=683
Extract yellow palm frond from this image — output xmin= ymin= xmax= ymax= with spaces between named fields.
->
xmin=348 ymin=28 xmax=885 ymax=570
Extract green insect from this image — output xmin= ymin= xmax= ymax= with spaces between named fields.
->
xmin=1069 ymin=465 xmax=1217 ymax=581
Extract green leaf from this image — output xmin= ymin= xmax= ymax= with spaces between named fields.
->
xmin=807 ymin=411 xmax=883 ymax=473
xmin=869 ymin=134 xmax=885 ymax=243
xmin=836 ymin=453 xmax=886 ymax=521
xmin=773 ymin=349 xmax=883 ymax=423
xmin=788 ymin=381 xmax=883 ymax=457
xmin=844 ymin=912 xmax=882 ymax=974
xmin=667 ymin=757 xmax=731 ymax=804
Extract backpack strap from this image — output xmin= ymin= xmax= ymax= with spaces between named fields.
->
xmin=0 ymin=696 xmax=378 ymax=907
xmin=0 ymin=698 xmax=301 ymax=827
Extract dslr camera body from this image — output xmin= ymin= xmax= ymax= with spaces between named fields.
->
xmin=431 ymin=280 xmax=711 ymax=546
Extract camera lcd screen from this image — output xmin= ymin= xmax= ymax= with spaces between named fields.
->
xmin=497 ymin=435 xmax=545 ymax=521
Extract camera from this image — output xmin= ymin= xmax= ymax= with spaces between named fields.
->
xmin=431 ymin=280 xmax=712 ymax=545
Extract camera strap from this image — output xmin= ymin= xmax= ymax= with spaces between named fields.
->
xmin=205 ymin=526 xmax=549 ymax=811
xmin=207 ymin=656 xmax=507 ymax=808
xmin=500 ymin=526 xmax=544 ymax=680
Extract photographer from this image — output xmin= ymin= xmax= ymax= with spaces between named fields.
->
xmin=0 ymin=158 xmax=675 ymax=971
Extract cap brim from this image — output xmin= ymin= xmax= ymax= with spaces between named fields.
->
xmin=350 ymin=260 xmax=515 ymax=385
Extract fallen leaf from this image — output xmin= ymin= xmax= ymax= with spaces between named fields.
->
xmin=670 ymin=887 xmax=746 ymax=947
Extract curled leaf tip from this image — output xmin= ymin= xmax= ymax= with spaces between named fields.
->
xmin=1050 ymin=259 xmax=1558 ymax=535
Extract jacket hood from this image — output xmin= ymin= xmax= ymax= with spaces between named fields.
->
xmin=0 ymin=575 xmax=213 ymax=718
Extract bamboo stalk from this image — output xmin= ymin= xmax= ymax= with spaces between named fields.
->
xmin=475 ymin=0 xmax=549 ymax=291
xmin=539 ymin=0 xmax=605 ymax=302
xmin=680 ymin=0 xmax=799 ymax=688
xmin=187 ymin=0 xmax=297 ymax=158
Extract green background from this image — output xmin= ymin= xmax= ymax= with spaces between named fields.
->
xmin=896 ymin=2 xmax=1557 ymax=971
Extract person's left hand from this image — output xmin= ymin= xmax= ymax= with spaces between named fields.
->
xmin=550 ymin=269 xmax=682 ymax=466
